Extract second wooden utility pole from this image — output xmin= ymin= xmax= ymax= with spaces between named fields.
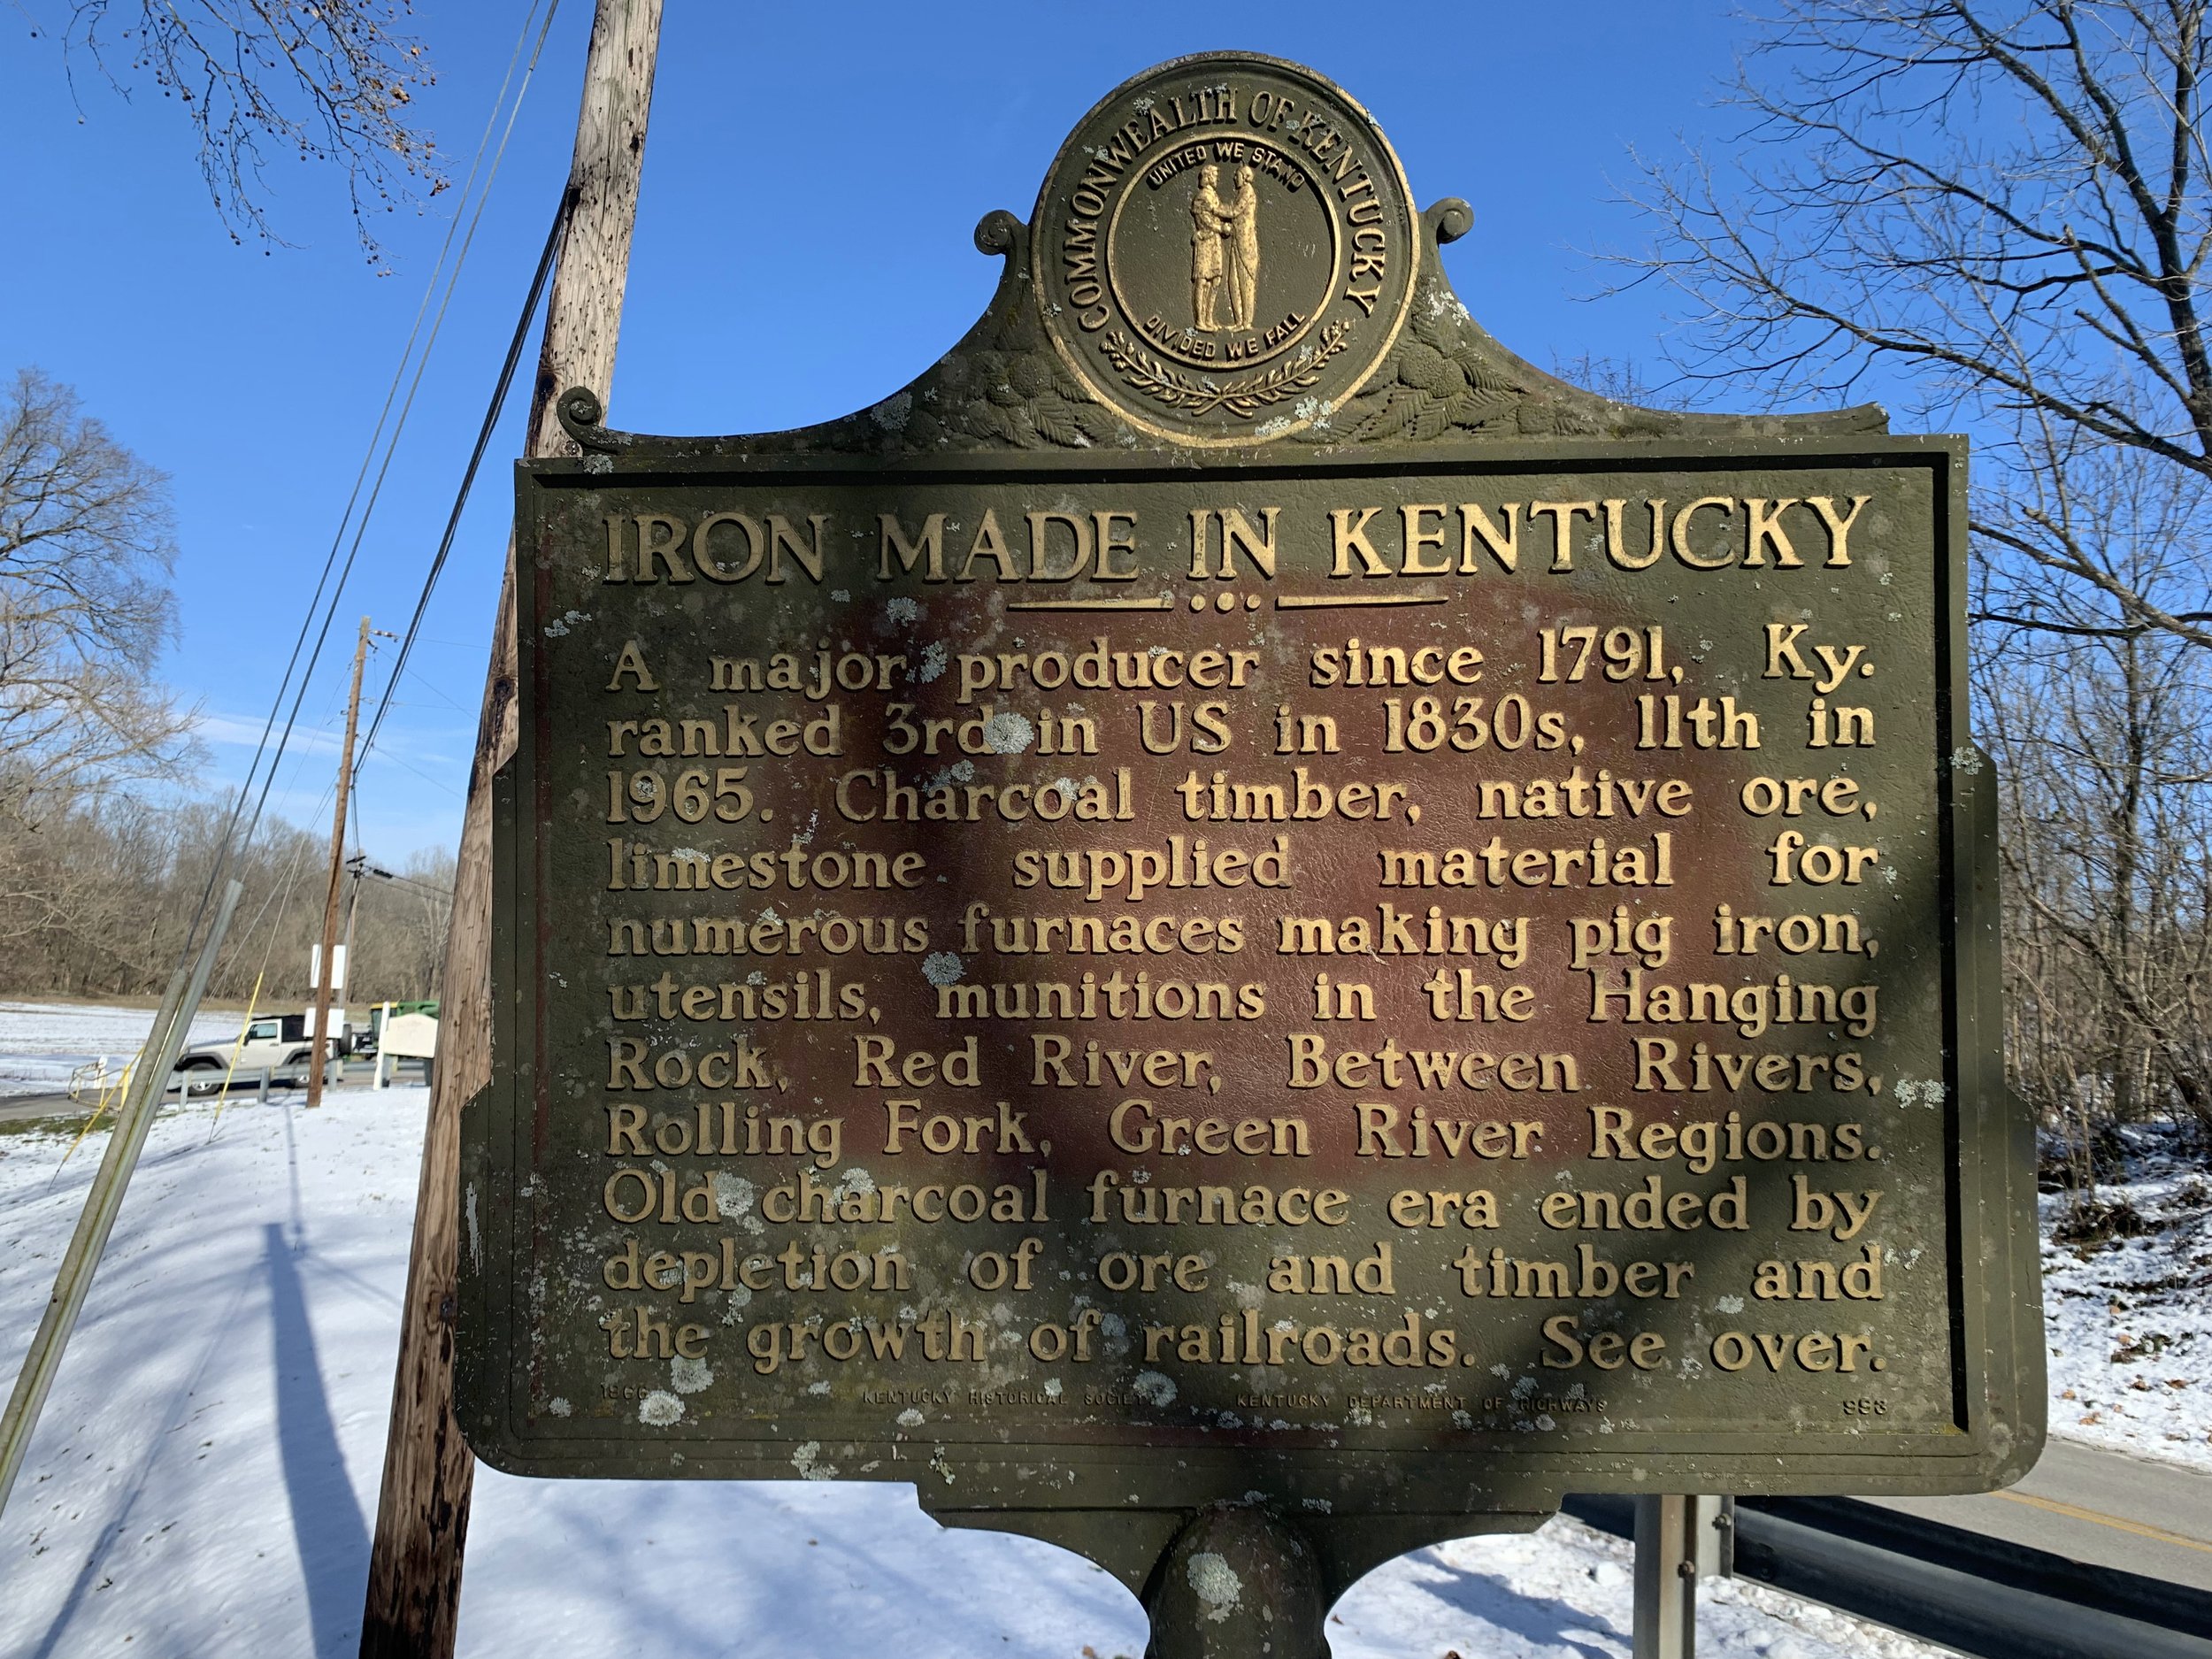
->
xmin=307 ymin=615 xmax=372 ymax=1110
xmin=358 ymin=4 xmax=664 ymax=1652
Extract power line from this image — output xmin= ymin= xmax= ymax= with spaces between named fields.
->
xmin=355 ymin=183 xmax=572 ymax=774
xmin=175 ymin=0 xmax=565 ymax=962
xmin=349 ymin=860 xmax=457 ymax=905
xmin=220 ymin=0 xmax=567 ymax=881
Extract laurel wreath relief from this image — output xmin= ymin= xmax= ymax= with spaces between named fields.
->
xmin=1099 ymin=319 xmax=1356 ymax=419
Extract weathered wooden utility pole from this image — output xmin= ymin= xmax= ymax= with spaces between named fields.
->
xmin=307 ymin=615 xmax=372 ymax=1109
xmin=357 ymin=3 xmax=662 ymax=1652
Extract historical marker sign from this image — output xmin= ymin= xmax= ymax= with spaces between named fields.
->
xmin=459 ymin=51 xmax=2041 ymax=1594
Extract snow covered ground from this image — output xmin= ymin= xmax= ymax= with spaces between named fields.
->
xmin=5 ymin=996 xmax=2205 ymax=1653
xmin=2040 ymin=1123 xmax=2212 ymax=1472
xmin=0 ymin=998 xmax=241 ymax=1098
xmin=0 ymin=1084 xmax=1959 ymax=1658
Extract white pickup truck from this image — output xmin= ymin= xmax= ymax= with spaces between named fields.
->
xmin=171 ymin=1012 xmax=352 ymax=1094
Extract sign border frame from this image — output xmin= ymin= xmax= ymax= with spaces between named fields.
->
xmin=457 ymin=430 xmax=2043 ymax=1523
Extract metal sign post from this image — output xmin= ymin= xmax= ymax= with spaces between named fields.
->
xmin=1632 ymin=1494 xmax=1734 ymax=1655
xmin=1635 ymin=1496 xmax=1699 ymax=1658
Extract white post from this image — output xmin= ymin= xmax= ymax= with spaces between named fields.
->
xmin=1634 ymin=1494 xmax=1697 ymax=1659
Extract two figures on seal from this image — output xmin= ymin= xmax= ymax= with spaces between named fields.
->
xmin=1191 ymin=163 xmax=1260 ymax=333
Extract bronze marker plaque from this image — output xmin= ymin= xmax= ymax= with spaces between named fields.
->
xmin=459 ymin=52 xmax=2040 ymax=1587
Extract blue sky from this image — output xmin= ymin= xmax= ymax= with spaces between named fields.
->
xmin=0 ymin=2 xmax=1755 ymax=861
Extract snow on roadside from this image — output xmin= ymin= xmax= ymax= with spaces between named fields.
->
xmin=1333 ymin=1518 xmax=1957 ymax=1659
xmin=0 ymin=1090 xmax=424 ymax=1655
xmin=0 ymin=1089 xmax=1959 ymax=1659
xmin=2041 ymin=1122 xmax=2212 ymax=1472
xmin=0 ymin=998 xmax=241 ymax=1097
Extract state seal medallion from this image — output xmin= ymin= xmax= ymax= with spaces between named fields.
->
xmin=1034 ymin=53 xmax=1419 ymax=446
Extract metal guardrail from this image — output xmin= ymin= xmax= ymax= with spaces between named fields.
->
xmin=1563 ymin=1494 xmax=2212 ymax=1659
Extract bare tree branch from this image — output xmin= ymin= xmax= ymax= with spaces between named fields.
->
xmin=51 ymin=1 xmax=444 ymax=267
xmin=1618 ymin=4 xmax=2212 ymax=1170
xmin=0 ymin=367 xmax=197 ymax=818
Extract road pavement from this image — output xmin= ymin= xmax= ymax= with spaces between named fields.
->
xmin=1870 ymin=1436 xmax=2212 ymax=1593
xmin=0 ymin=1058 xmax=404 ymax=1127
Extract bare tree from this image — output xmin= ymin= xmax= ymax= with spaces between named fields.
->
xmin=1549 ymin=352 xmax=1697 ymax=409
xmin=1621 ymin=3 xmax=2212 ymax=1193
xmin=0 ymin=368 xmax=453 ymax=1005
xmin=1625 ymin=0 xmax=2212 ymax=651
xmin=35 ymin=0 xmax=443 ymax=265
xmin=0 ymin=368 xmax=197 ymax=821
xmin=363 ymin=847 xmax=457 ymax=998
xmin=0 ymin=787 xmax=454 ymax=1003
xmin=1983 ymin=611 xmax=2212 ymax=1177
